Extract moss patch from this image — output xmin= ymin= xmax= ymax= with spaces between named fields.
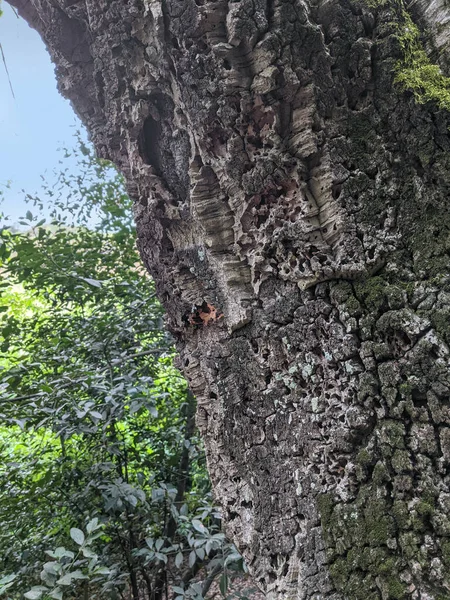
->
xmin=442 ymin=541 xmax=450 ymax=566
xmin=361 ymin=0 xmax=450 ymax=111
xmin=317 ymin=486 xmax=408 ymax=598
xmin=354 ymin=276 xmax=388 ymax=312
xmin=394 ymin=8 xmax=450 ymax=111
xmin=361 ymin=0 xmax=389 ymax=7
xmin=317 ymin=444 xmax=445 ymax=598
xmin=411 ymin=210 xmax=450 ymax=278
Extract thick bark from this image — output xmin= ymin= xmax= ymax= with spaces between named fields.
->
xmin=9 ymin=0 xmax=450 ymax=597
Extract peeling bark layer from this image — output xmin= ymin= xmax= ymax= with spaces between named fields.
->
xmin=9 ymin=0 xmax=450 ymax=597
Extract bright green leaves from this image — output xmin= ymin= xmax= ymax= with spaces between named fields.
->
xmin=0 ymin=138 xmax=246 ymax=600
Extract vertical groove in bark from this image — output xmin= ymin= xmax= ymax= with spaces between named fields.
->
xmin=8 ymin=0 xmax=450 ymax=598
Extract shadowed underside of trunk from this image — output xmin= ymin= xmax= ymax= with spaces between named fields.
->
xmin=8 ymin=0 xmax=450 ymax=597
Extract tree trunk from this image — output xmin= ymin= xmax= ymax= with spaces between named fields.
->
xmin=9 ymin=0 xmax=450 ymax=597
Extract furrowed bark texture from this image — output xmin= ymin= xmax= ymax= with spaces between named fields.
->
xmin=9 ymin=0 xmax=450 ymax=597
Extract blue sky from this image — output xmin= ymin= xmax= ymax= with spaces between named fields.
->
xmin=0 ymin=2 xmax=84 ymax=225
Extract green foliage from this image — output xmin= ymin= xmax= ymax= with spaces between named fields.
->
xmin=0 ymin=141 xmax=246 ymax=599
xmin=22 ymin=519 xmax=108 ymax=600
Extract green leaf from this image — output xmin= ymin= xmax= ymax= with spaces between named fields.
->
xmin=43 ymin=562 xmax=60 ymax=575
xmin=86 ymin=517 xmax=99 ymax=533
xmin=24 ymin=587 xmax=49 ymax=599
xmin=172 ymin=586 xmax=185 ymax=595
xmin=81 ymin=277 xmax=102 ymax=288
xmin=56 ymin=574 xmax=73 ymax=586
xmin=195 ymin=547 xmax=205 ymax=560
xmin=191 ymin=519 xmax=207 ymax=534
xmin=69 ymin=570 xmax=87 ymax=580
xmin=46 ymin=548 xmax=74 ymax=560
xmin=92 ymin=566 xmax=110 ymax=575
xmin=0 ymin=573 xmax=17 ymax=595
xmin=40 ymin=569 xmax=57 ymax=586
xmin=89 ymin=411 xmax=103 ymax=420
xmin=189 ymin=550 xmax=196 ymax=568
xmin=225 ymin=551 xmax=242 ymax=566
xmin=175 ymin=552 xmax=184 ymax=569
xmin=219 ymin=573 xmax=229 ymax=597
xmin=70 ymin=528 xmax=85 ymax=546
xmin=49 ymin=588 xmax=63 ymax=600
xmin=155 ymin=552 xmax=168 ymax=564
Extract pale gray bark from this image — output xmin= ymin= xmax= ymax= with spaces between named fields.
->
xmin=8 ymin=0 xmax=450 ymax=598
xmin=415 ymin=1 xmax=450 ymax=59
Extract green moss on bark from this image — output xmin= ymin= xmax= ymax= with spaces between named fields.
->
xmin=361 ymin=0 xmax=389 ymax=7
xmin=317 ymin=418 xmax=446 ymax=596
xmin=394 ymin=9 xmax=450 ymax=111
xmin=360 ymin=0 xmax=450 ymax=111
xmin=317 ymin=487 xmax=408 ymax=598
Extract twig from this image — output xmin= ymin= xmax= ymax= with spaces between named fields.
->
xmin=201 ymin=562 xmax=224 ymax=598
xmin=0 ymin=42 xmax=15 ymax=99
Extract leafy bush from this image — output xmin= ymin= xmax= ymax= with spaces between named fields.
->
xmin=0 ymin=140 xmax=246 ymax=600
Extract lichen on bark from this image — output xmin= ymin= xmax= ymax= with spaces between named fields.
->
xmin=7 ymin=0 xmax=450 ymax=598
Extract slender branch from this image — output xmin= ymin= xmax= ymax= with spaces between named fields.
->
xmin=0 ymin=42 xmax=15 ymax=99
xmin=201 ymin=562 xmax=224 ymax=598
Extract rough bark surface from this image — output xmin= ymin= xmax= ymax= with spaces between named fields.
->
xmin=8 ymin=0 xmax=450 ymax=597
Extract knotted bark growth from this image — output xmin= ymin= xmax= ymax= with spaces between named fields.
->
xmin=9 ymin=0 xmax=450 ymax=597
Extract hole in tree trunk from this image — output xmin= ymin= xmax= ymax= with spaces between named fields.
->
xmin=139 ymin=114 xmax=162 ymax=175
